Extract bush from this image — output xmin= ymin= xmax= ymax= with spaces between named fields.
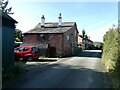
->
xmin=2 ymin=64 xmax=23 ymax=87
xmin=102 ymin=28 xmax=120 ymax=89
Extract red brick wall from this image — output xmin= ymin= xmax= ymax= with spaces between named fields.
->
xmin=49 ymin=34 xmax=63 ymax=56
xmin=37 ymin=34 xmax=63 ymax=56
xmin=62 ymin=26 xmax=78 ymax=56
xmin=23 ymin=34 xmax=38 ymax=44
xmin=23 ymin=34 xmax=63 ymax=56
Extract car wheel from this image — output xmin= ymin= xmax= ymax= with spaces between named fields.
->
xmin=27 ymin=56 xmax=33 ymax=61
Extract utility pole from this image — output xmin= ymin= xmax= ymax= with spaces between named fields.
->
xmin=118 ymin=1 xmax=120 ymax=28
xmin=82 ymin=29 xmax=85 ymax=51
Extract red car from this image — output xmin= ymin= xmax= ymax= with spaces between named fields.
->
xmin=14 ymin=46 xmax=39 ymax=61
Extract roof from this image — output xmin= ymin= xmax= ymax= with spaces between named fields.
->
xmin=16 ymin=46 xmax=34 ymax=48
xmin=0 ymin=10 xmax=18 ymax=23
xmin=24 ymin=22 xmax=77 ymax=34
xmin=20 ymin=43 xmax=49 ymax=49
xmin=78 ymin=35 xmax=93 ymax=43
xmin=83 ymin=38 xmax=93 ymax=43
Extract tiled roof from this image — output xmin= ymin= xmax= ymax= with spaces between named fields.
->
xmin=24 ymin=22 xmax=76 ymax=34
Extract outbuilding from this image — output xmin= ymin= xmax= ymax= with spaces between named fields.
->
xmin=1 ymin=11 xmax=18 ymax=69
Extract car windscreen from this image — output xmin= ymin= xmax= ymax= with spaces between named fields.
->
xmin=14 ymin=47 xmax=24 ymax=52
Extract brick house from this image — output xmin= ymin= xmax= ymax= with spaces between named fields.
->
xmin=78 ymin=35 xmax=93 ymax=49
xmin=23 ymin=14 xmax=79 ymax=57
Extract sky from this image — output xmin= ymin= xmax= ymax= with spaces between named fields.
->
xmin=7 ymin=0 xmax=118 ymax=42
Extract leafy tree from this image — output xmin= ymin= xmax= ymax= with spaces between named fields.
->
xmin=81 ymin=29 xmax=89 ymax=39
xmin=0 ymin=0 xmax=14 ymax=15
xmin=15 ymin=29 xmax=23 ymax=42
xmin=82 ymin=29 xmax=85 ymax=38
xmin=85 ymin=34 xmax=88 ymax=39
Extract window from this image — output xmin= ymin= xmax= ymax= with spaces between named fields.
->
xmin=75 ymin=41 xmax=78 ymax=48
xmin=32 ymin=47 xmax=39 ymax=52
xmin=75 ymin=30 xmax=77 ymax=36
xmin=39 ymin=34 xmax=49 ymax=41
xmin=14 ymin=47 xmax=23 ymax=52
xmin=23 ymin=48 xmax=29 ymax=51
xmin=66 ymin=35 xmax=69 ymax=41
xmin=40 ymin=34 xmax=45 ymax=41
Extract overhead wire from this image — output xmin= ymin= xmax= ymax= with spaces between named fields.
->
xmin=82 ymin=12 xmax=118 ymax=28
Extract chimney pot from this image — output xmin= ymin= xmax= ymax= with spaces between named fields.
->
xmin=58 ymin=13 xmax=62 ymax=27
xmin=41 ymin=15 xmax=45 ymax=27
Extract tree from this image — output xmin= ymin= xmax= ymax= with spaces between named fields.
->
xmin=82 ymin=29 xmax=85 ymax=38
xmin=0 ymin=0 xmax=14 ymax=15
xmin=82 ymin=29 xmax=88 ymax=39
xmin=85 ymin=34 xmax=88 ymax=39
xmin=79 ymin=34 xmax=83 ymax=38
xmin=15 ymin=29 xmax=23 ymax=42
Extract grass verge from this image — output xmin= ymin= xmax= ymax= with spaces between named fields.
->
xmin=38 ymin=56 xmax=59 ymax=61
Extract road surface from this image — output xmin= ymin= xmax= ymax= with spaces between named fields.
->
xmin=6 ymin=50 xmax=109 ymax=88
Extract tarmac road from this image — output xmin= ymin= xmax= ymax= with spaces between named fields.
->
xmin=6 ymin=50 xmax=109 ymax=88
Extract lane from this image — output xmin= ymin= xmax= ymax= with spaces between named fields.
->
xmin=7 ymin=50 xmax=109 ymax=88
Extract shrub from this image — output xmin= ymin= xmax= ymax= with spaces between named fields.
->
xmin=102 ymin=28 xmax=120 ymax=89
xmin=2 ymin=64 xmax=23 ymax=87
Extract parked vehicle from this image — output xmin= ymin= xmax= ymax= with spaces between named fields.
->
xmin=15 ymin=41 xmax=23 ymax=48
xmin=14 ymin=46 xmax=39 ymax=61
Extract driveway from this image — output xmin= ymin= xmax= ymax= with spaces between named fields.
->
xmin=6 ymin=50 xmax=109 ymax=88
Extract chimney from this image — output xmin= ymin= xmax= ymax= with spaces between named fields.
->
xmin=88 ymin=36 xmax=90 ymax=39
xmin=58 ymin=13 xmax=62 ymax=27
xmin=41 ymin=15 xmax=45 ymax=27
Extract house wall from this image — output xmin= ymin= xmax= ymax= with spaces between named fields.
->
xmin=78 ymin=36 xmax=82 ymax=45
xmin=63 ymin=26 xmax=78 ymax=56
xmin=80 ymin=38 xmax=94 ymax=49
xmin=23 ymin=34 xmax=63 ymax=56
xmin=24 ymin=34 xmax=38 ymax=44
xmin=48 ymin=34 xmax=63 ymax=56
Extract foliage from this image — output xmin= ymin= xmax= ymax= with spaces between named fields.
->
xmin=84 ymin=34 xmax=88 ymax=39
xmin=0 ymin=0 xmax=14 ymax=15
xmin=93 ymin=42 xmax=103 ymax=50
xmin=79 ymin=34 xmax=83 ymax=38
xmin=102 ymin=28 xmax=120 ymax=89
xmin=2 ymin=64 xmax=23 ymax=87
xmin=15 ymin=29 xmax=23 ymax=42
xmin=82 ymin=29 xmax=85 ymax=38
xmin=80 ymin=29 xmax=89 ymax=39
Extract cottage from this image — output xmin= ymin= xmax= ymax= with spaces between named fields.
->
xmin=1 ymin=11 xmax=18 ymax=69
xmin=78 ymin=35 xmax=93 ymax=50
xmin=23 ymin=14 xmax=79 ymax=57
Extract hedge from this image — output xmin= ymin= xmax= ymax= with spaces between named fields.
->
xmin=102 ymin=28 xmax=120 ymax=89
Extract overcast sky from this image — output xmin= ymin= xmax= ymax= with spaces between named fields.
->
xmin=8 ymin=1 xmax=118 ymax=42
